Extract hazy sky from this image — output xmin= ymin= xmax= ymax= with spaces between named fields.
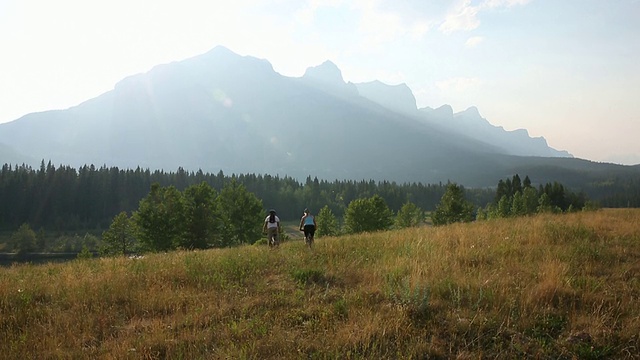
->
xmin=1 ymin=0 xmax=639 ymax=164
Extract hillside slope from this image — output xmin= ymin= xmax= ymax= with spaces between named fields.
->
xmin=1 ymin=210 xmax=638 ymax=358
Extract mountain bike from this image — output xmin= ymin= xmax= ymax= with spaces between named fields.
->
xmin=301 ymin=227 xmax=314 ymax=249
xmin=267 ymin=229 xmax=279 ymax=248
xmin=305 ymin=233 xmax=314 ymax=249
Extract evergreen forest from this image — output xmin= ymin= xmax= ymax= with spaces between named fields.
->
xmin=1 ymin=160 xmax=639 ymax=254
xmin=0 ymin=161 xmax=486 ymax=232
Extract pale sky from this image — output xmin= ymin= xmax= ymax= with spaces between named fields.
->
xmin=1 ymin=0 xmax=639 ymax=164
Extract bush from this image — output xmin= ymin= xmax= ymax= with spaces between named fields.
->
xmin=343 ymin=195 xmax=394 ymax=234
xmin=316 ymin=205 xmax=339 ymax=237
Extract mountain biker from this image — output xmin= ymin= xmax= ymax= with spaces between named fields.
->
xmin=263 ymin=209 xmax=281 ymax=247
xmin=299 ymin=208 xmax=317 ymax=245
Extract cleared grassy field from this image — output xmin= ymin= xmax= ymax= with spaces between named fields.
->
xmin=1 ymin=209 xmax=638 ymax=359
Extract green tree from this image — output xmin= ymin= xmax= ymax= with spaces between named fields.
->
xmin=216 ymin=179 xmax=263 ymax=246
xmin=182 ymin=182 xmax=219 ymax=249
xmin=497 ymin=195 xmax=511 ymax=218
xmin=512 ymin=174 xmax=523 ymax=195
xmin=476 ymin=206 xmax=488 ymax=221
xmin=537 ymin=193 xmax=554 ymax=213
xmin=101 ymin=211 xmax=136 ymax=256
xmin=510 ymin=191 xmax=525 ymax=217
xmin=495 ymin=179 xmax=508 ymax=203
xmin=582 ymin=200 xmax=601 ymax=211
xmin=11 ymin=223 xmax=37 ymax=255
xmin=316 ymin=205 xmax=339 ymax=237
xmin=431 ymin=183 xmax=475 ymax=226
xmin=483 ymin=203 xmax=499 ymax=219
xmin=343 ymin=194 xmax=394 ymax=234
xmin=395 ymin=201 xmax=424 ymax=228
xmin=133 ymin=183 xmax=186 ymax=252
xmin=522 ymin=187 xmax=539 ymax=215
xmin=77 ymin=244 xmax=94 ymax=260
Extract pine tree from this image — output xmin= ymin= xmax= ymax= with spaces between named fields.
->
xmin=316 ymin=205 xmax=339 ymax=237
xmin=182 ymin=182 xmax=219 ymax=249
xmin=11 ymin=223 xmax=37 ymax=255
xmin=216 ymin=179 xmax=263 ymax=246
xmin=431 ymin=183 xmax=475 ymax=226
xmin=511 ymin=191 xmax=525 ymax=216
xmin=133 ymin=183 xmax=186 ymax=252
xmin=101 ymin=212 xmax=136 ymax=256
xmin=522 ymin=187 xmax=539 ymax=215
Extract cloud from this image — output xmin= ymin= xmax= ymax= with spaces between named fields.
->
xmin=484 ymin=0 xmax=532 ymax=8
xmin=436 ymin=77 xmax=482 ymax=92
xmin=351 ymin=0 xmax=435 ymax=48
xmin=439 ymin=0 xmax=532 ymax=34
xmin=297 ymin=0 xmax=434 ymax=47
xmin=294 ymin=0 xmax=345 ymax=25
xmin=438 ymin=1 xmax=481 ymax=34
xmin=465 ymin=36 xmax=485 ymax=47
xmin=409 ymin=21 xmax=431 ymax=40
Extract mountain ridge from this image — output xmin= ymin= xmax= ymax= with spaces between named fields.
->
xmin=1 ymin=46 xmax=636 ymax=188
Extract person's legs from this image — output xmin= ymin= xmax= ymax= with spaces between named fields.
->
xmin=304 ymin=225 xmax=315 ymax=246
xmin=268 ymin=227 xmax=278 ymax=246
xmin=304 ymin=225 xmax=315 ymax=237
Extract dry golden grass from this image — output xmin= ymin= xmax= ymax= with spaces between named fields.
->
xmin=1 ymin=209 xmax=639 ymax=359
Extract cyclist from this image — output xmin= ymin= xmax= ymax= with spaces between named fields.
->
xmin=299 ymin=208 xmax=317 ymax=247
xmin=263 ymin=209 xmax=281 ymax=247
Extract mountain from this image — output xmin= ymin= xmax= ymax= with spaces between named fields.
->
xmin=354 ymin=82 xmax=570 ymax=158
xmin=0 ymin=46 xmax=637 ymax=187
xmin=0 ymin=142 xmax=36 ymax=166
xmin=353 ymin=80 xmax=417 ymax=115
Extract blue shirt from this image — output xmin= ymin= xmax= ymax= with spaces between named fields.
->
xmin=303 ymin=215 xmax=315 ymax=226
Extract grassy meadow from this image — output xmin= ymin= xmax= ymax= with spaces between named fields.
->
xmin=1 ymin=209 xmax=638 ymax=359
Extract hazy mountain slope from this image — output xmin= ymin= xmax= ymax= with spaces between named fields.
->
xmin=0 ymin=47 xmax=504 ymax=183
xmin=423 ymin=106 xmax=572 ymax=158
xmin=0 ymin=142 xmax=37 ymax=166
xmin=1 ymin=46 xmax=637 ymax=188
xmin=354 ymin=81 xmax=571 ymax=158
xmin=354 ymin=80 xmax=417 ymax=115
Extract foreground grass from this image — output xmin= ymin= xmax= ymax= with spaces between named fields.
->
xmin=1 ymin=209 xmax=639 ymax=359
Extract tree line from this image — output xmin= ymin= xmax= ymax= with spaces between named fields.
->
xmin=96 ymin=173 xmax=593 ymax=254
xmin=431 ymin=175 xmax=595 ymax=226
xmin=0 ymin=161 xmax=492 ymax=232
xmin=5 ymin=169 xmax=593 ymax=256
xmin=0 ymin=160 xmax=634 ymax=243
xmin=101 ymin=184 xmax=424 ymax=255
xmin=6 ymin=181 xmax=425 ymax=255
